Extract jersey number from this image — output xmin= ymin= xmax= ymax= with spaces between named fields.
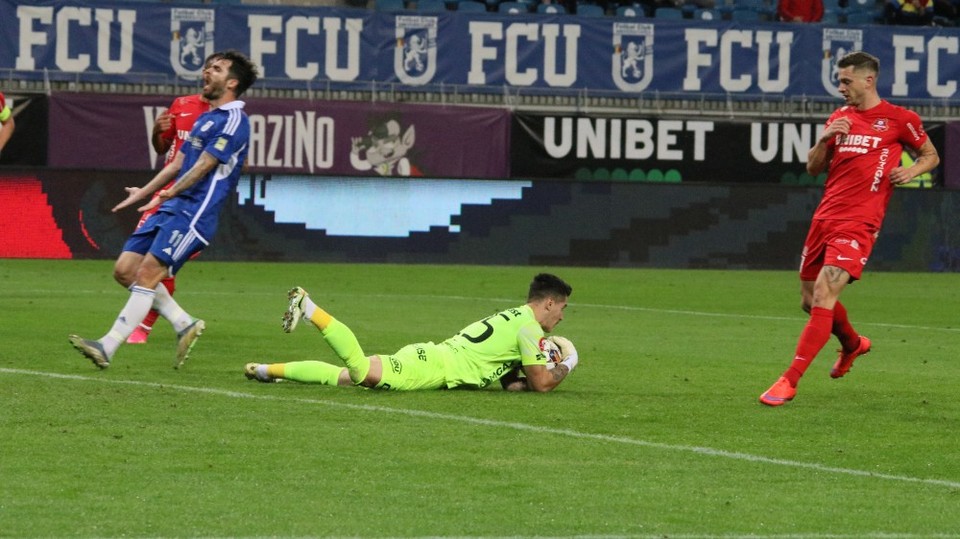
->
xmin=459 ymin=312 xmax=512 ymax=343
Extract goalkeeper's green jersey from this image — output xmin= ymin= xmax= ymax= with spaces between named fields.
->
xmin=438 ymin=304 xmax=549 ymax=389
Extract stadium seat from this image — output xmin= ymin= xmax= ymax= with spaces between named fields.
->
xmin=498 ymin=1 xmax=531 ymax=12
xmin=692 ymin=7 xmax=720 ymax=19
xmin=537 ymin=2 xmax=567 ymax=13
xmin=375 ymin=0 xmax=406 ymax=11
xmin=731 ymin=7 xmax=761 ymax=20
xmin=654 ymin=6 xmax=684 ymax=18
xmin=844 ymin=9 xmax=879 ymax=23
xmin=457 ymin=0 xmax=488 ymax=10
xmin=615 ymin=5 xmax=644 ymax=16
xmin=821 ymin=0 xmax=842 ymax=11
xmin=416 ymin=0 xmax=447 ymax=11
xmin=736 ymin=0 xmax=775 ymax=18
xmin=821 ymin=9 xmax=840 ymax=22
xmin=577 ymin=3 xmax=605 ymax=16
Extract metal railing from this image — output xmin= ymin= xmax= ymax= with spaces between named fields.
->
xmin=4 ymin=68 xmax=960 ymax=120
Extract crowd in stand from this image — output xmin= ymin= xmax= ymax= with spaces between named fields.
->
xmin=382 ymin=0 xmax=960 ymax=25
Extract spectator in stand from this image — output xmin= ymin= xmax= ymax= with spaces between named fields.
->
xmin=778 ymin=0 xmax=824 ymax=21
xmin=886 ymin=0 xmax=934 ymax=24
xmin=0 ymin=91 xmax=15 ymax=159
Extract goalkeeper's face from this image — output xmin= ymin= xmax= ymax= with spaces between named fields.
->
xmin=540 ymin=296 xmax=568 ymax=333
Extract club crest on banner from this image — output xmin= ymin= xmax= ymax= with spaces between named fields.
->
xmin=395 ymin=16 xmax=438 ymax=85
xmin=612 ymin=23 xmax=654 ymax=92
xmin=820 ymin=28 xmax=863 ymax=98
xmin=170 ymin=8 xmax=215 ymax=78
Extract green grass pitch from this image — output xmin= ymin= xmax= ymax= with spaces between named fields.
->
xmin=2 ymin=259 xmax=960 ymax=537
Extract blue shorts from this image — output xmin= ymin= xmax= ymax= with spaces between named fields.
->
xmin=122 ymin=211 xmax=208 ymax=276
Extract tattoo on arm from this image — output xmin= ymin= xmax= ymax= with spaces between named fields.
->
xmin=551 ymin=364 xmax=569 ymax=382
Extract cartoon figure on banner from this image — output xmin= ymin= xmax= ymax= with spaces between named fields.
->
xmin=404 ymin=33 xmax=429 ymax=74
xmin=350 ymin=119 xmax=422 ymax=177
xmin=621 ymin=41 xmax=646 ymax=80
xmin=180 ymin=27 xmax=206 ymax=69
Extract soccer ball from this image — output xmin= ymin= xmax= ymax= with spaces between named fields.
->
xmin=539 ymin=337 xmax=562 ymax=365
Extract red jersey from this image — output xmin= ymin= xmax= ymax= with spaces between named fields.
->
xmin=159 ymin=94 xmax=209 ymax=166
xmin=138 ymin=94 xmax=209 ymax=228
xmin=813 ymin=100 xmax=928 ymax=228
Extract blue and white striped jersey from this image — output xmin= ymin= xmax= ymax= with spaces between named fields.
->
xmin=162 ymin=100 xmax=250 ymax=241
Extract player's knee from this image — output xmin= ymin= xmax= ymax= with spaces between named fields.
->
xmin=113 ymin=266 xmax=134 ymax=287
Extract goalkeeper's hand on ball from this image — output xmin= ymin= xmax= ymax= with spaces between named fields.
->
xmin=548 ymin=336 xmax=577 ymax=359
xmin=547 ymin=336 xmax=579 ymax=373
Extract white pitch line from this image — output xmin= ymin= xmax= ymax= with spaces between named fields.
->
xmin=326 ymin=293 xmax=960 ymax=334
xmin=26 ymin=288 xmax=959 ymax=333
xmin=4 ymin=367 xmax=960 ymax=491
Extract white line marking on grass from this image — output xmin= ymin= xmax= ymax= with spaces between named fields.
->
xmin=32 ymin=288 xmax=960 ymax=333
xmin=343 ymin=293 xmax=960 ymax=334
xmin=5 ymin=367 xmax=960 ymax=491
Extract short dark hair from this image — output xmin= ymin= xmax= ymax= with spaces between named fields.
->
xmin=838 ymin=51 xmax=879 ymax=75
xmin=219 ymin=50 xmax=259 ymax=97
xmin=203 ymin=52 xmax=223 ymax=69
xmin=527 ymin=273 xmax=572 ymax=302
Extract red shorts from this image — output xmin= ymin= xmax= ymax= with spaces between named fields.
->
xmin=799 ymin=219 xmax=878 ymax=282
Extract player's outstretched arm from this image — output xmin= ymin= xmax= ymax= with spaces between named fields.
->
xmin=156 ymin=151 xmax=219 ymax=201
xmin=112 ymin=153 xmax=184 ymax=213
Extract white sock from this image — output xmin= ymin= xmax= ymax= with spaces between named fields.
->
xmin=302 ymin=296 xmax=317 ymax=320
xmin=101 ymin=286 xmax=155 ymax=357
xmin=255 ymin=364 xmax=271 ymax=381
xmin=152 ymin=282 xmax=194 ymax=333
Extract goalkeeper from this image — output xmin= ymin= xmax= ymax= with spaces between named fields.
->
xmin=244 ymin=273 xmax=579 ymax=392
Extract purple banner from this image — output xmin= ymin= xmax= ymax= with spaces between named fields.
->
xmin=48 ymin=93 xmax=510 ymax=178
xmin=946 ymin=122 xmax=960 ymax=190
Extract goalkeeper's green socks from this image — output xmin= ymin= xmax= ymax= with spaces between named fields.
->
xmin=308 ymin=311 xmax=370 ymax=384
xmin=270 ymin=361 xmax=344 ymax=385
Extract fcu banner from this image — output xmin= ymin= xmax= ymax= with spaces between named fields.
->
xmin=48 ymin=93 xmax=510 ymax=177
xmin=4 ymin=0 xmax=960 ymax=99
xmin=511 ymin=113 xmax=945 ymax=183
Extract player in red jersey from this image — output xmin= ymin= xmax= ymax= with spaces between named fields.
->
xmin=760 ymin=51 xmax=940 ymax=406
xmin=127 ymin=54 xmax=220 ymax=344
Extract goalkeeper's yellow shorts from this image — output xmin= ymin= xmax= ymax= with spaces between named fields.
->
xmin=375 ymin=342 xmax=447 ymax=391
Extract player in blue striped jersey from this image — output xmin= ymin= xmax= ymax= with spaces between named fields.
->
xmin=70 ymin=50 xmax=258 ymax=370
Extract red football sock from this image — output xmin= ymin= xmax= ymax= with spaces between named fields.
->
xmin=784 ymin=306 xmax=834 ymax=387
xmin=831 ymin=301 xmax=859 ymax=352
xmin=139 ymin=277 xmax=176 ymax=332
